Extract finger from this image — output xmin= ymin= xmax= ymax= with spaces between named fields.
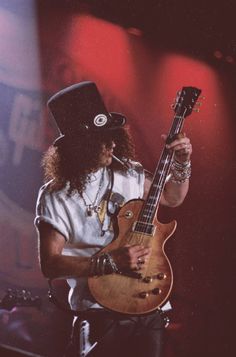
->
xmin=176 ymin=132 xmax=186 ymax=139
xmin=173 ymin=142 xmax=191 ymax=151
xmin=166 ymin=137 xmax=190 ymax=149
xmin=130 ymin=250 xmax=149 ymax=264
xmin=132 ymin=248 xmax=151 ymax=260
xmin=133 ymin=264 xmax=142 ymax=271
xmin=165 ymin=132 xmax=186 ymax=145
xmin=128 ymin=245 xmax=150 ymax=253
xmin=174 ymin=143 xmax=192 ymax=155
xmin=131 ymin=258 xmax=145 ymax=270
xmin=135 ymin=248 xmax=151 ymax=258
xmin=123 ymin=244 xmax=140 ymax=256
xmin=134 ymin=256 xmax=149 ymax=271
xmin=137 ymin=257 xmax=146 ymax=265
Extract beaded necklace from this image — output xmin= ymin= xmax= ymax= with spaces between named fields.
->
xmin=81 ymin=168 xmax=105 ymax=216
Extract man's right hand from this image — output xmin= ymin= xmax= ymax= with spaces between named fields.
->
xmin=109 ymin=244 xmax=151 ymax=272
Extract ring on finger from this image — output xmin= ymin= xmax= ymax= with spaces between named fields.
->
xmin=137 ymin=257 xmax=145 ymax=264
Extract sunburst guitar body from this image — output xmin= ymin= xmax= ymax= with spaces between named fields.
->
xmin=89 ymin=199 xmax=176 ymax=314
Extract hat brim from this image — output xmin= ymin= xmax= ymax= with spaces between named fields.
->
xmin=53 ymin=112 xmax=126 ymax=146
xmin=108 ymin=112 xmax=126 ymax=129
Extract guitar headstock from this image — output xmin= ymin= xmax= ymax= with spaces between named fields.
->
xmin=173 ymin=87 xmax=202 ymax=117
xmin=0 ymin=288 xmax=42 ymax=311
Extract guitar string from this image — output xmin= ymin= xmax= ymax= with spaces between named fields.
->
xmin=126 ymin=113 xmax=186 ymax=248
xmin=124 ymin=112 xmax=187 ymax=275
xmin=137 ymin=109 xmax=187 ymax=241
xmin=141 ymin=111 xmax=186 ymax=228
xmin=126 ymin=149 xmax=172 ymax=244
xmin=125 ymin=107 xmax=188 ymax=269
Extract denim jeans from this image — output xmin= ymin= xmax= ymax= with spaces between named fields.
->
xmin=64 ymin=309 xmax=166 ymax=357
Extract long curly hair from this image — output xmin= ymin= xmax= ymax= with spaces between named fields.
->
xmin=42 ymin=126 xmax=136 ymax=195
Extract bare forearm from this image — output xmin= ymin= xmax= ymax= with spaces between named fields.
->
xmin=40 ymin=254 xmax=91 ymax=280
xmin=161 ymin=179 xmax=189 ymax=207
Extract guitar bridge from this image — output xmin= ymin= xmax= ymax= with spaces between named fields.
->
xmin=132 ymin=221 xmax=156 ymax=236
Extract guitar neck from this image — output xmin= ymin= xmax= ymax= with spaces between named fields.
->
xmin=133 ymin=86 xmax=201 ymax=232
xmin=139 ymin=112 xmax=186 ymax=224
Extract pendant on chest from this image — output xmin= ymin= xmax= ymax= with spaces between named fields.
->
xmin=86 ymin=205 xmax=101 ymax=216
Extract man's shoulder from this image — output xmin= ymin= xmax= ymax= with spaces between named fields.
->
xmin=38 ymin=180 xmax=54 ymax=196
xmin=37 ymin=180 xmax=69 ymax=200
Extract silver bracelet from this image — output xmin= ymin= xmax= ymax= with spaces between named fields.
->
xmin=105 ymin=252 xmax=120 ymax=274
xmin=89 ymin=252 xmax=119 ymax=276
xmin=170 ymin=159 xmax=191 ymax=184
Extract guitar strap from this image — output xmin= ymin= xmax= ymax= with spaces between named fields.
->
xmin=104 ymin=167 xmax=115 ymax=217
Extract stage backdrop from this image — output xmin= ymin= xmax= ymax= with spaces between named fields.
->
xmin=0 ymin=2 xmax=235 ymax=357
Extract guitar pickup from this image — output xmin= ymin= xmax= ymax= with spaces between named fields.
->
xmin=132 ymin=221 xmax=156 ymax=236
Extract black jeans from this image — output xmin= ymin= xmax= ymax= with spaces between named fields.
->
xmin=64 ymin=309 xmax=166 ymax=357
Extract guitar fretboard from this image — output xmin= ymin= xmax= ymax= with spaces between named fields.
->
xmin=133 ymin=86 xmax=201 ymax=233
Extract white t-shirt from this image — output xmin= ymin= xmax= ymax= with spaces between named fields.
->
xmin=35 ymin=165 xmax=145 ymax=311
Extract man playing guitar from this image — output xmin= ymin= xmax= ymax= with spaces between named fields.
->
xmin=35 ymin=81 xmax=194 ymax=357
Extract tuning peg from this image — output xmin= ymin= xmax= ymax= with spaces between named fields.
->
xmin=195 ymin=102 xmax=202 ymax=106
xmin=193 ymin=108 xmax=200 ymax=113
xmin=199 ymin=96 xmax=206 ymax=100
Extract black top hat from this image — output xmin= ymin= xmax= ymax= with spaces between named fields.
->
xmin=47 ymin=81 xmax=126 ymax=145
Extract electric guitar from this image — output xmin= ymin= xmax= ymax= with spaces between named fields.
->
xmin=88 ymin=87 xmax=202 ymax=315
xmin=0 ymin=288 xmax=42 ymax=311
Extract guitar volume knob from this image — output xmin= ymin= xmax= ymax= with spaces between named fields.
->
xmin=143 ymin=276 xmax=153 ymax=283
xmin=139 ymin=291 xmax=149 ymax=299
xmin=157 ymin=273 xmax=167 ymax=280
xmin=152 ymin=288 xmax=162 ymax=295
